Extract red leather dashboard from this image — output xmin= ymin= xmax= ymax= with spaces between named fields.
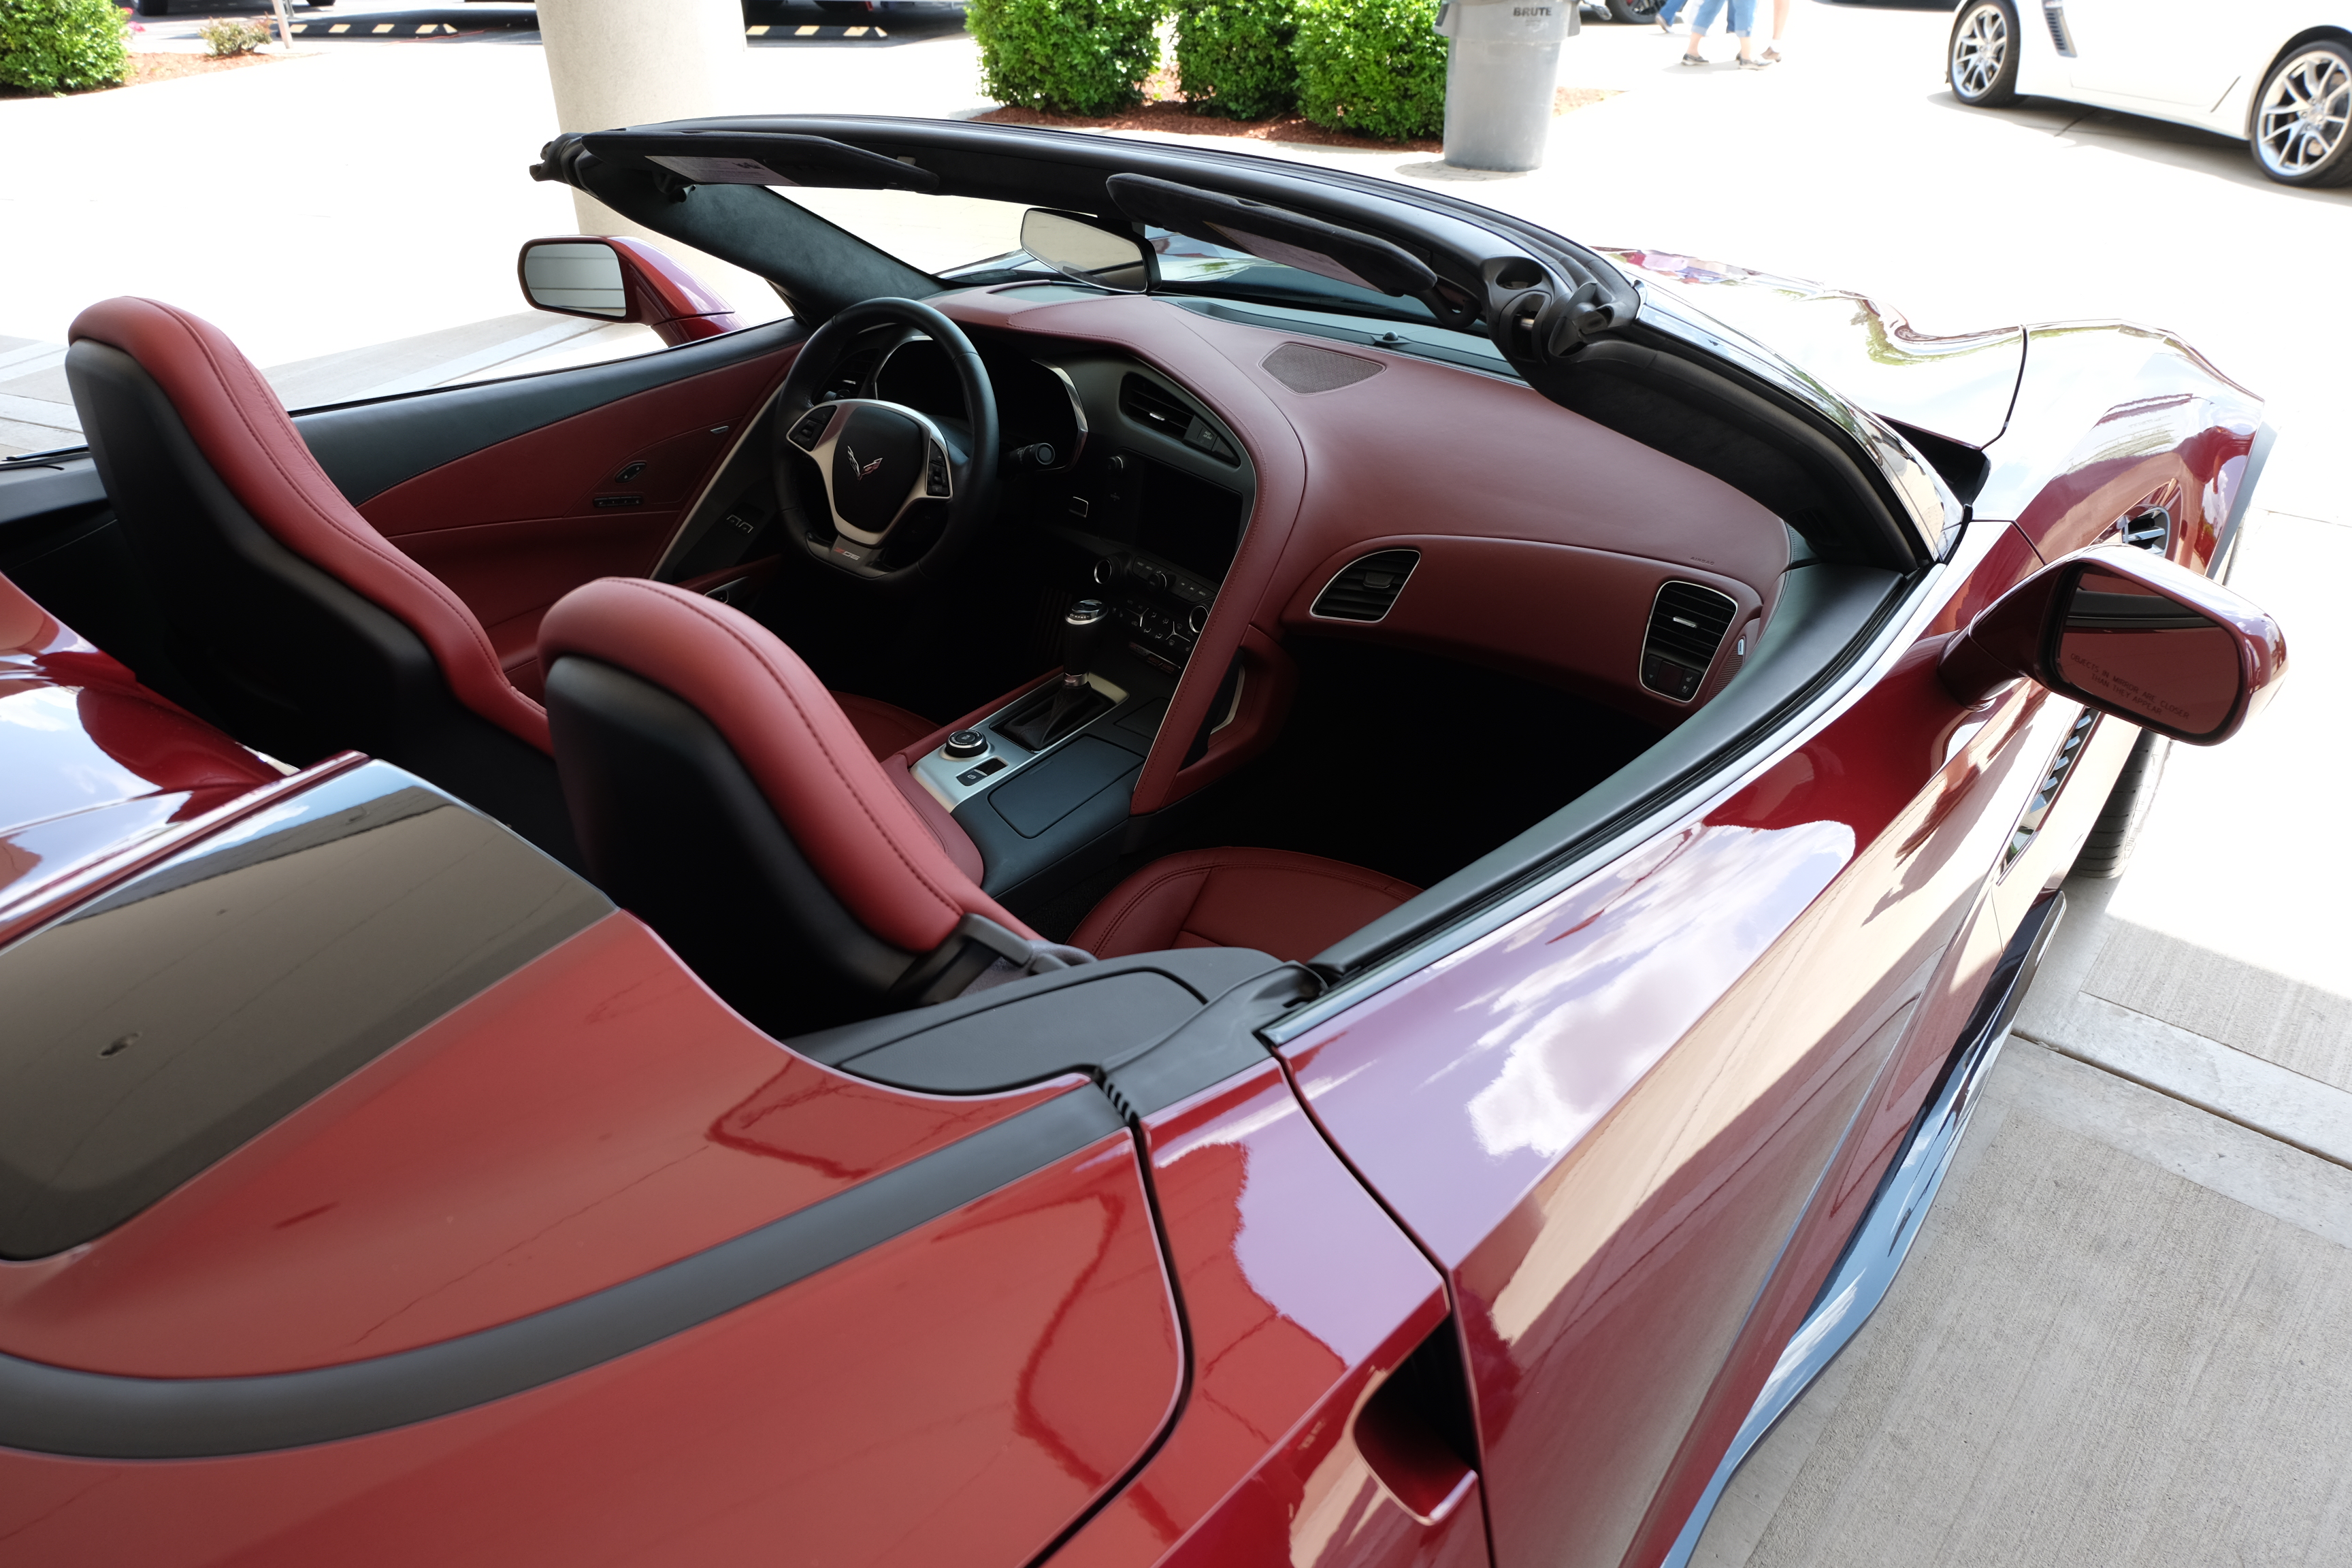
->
xmin=936 ymin=290 xmax=1789 ymax=815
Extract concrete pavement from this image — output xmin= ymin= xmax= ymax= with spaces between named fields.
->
xmin=4 ymin=5 xmax=2349 ymax=1559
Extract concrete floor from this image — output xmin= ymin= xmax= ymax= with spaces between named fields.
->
xmin=4 ymin=4 xmax=2349 ymax=1559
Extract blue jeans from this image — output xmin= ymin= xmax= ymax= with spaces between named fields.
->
xmin=1688 ymin=0 xmax=1755 ymax=36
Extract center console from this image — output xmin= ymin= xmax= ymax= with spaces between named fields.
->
xmin=906 ymin=359 xmax=1255 ymax=912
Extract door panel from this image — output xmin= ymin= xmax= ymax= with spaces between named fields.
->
xmin=1277 ymin=519 xmax=2059 ymax=1568
xmin=2063 ymin=0 xmax=2260 ymax=108
xmin=348 ymin=336 xmax=798 ymax=678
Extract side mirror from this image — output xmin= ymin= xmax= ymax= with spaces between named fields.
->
xmin=517 ymin=236 xmax=742 ymax=346
xmin=1940 ymin=544 xmax=2286 ymax=744
xmin=1019 ymin=209 xmax=1153 ymax=292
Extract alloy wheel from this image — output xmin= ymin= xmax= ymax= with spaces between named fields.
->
xmin=2255 ymin=49 xmax=2352 ymax=180
xmin=1952 ymin=5 xmax=2010 ymax=102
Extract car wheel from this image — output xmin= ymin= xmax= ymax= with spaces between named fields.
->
xmin=2070 ymin=730 xmax=2170 ymax=879
xmin=1603 ymin=0 xmax=1663 ymax=21
xmin=1949 ymin=1 xmax=2020 ymax=108
xmin=2252 ymin=43 xmax=2352 ymax=186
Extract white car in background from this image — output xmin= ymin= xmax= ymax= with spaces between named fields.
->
xmin=1948 ymin=2 xmax=2352 ymax=186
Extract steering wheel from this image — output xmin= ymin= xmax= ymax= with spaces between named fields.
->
xmin=772 ymin=297 xmax=999 ymax=588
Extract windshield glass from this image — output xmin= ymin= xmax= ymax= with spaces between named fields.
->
xmin=770 ymin=187 xmax=1441 ymax=327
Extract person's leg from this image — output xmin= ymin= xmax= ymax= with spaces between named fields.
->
xmin=1765 ymin=0 xmax=1788 ymax=57
xmin=1659 ymin=0 xmax=1688 ymax=26
xmin=1728 ymin=0 xmax=1757 ymax=61
xmin=1686 ymin=0 xmax=1724 ymax=56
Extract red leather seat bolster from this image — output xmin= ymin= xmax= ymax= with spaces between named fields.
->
xmin=66 ymin=297 xmax=550 ymax=753
xmin=1072 ymin=848 xmax=1420 ymax=964
xmin=540 ymin=577 xmax=1035 ymax=953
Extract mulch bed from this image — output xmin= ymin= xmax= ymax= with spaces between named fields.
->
xmin=1 ymin=50 xmax=275 ymax=99
xmin=979 ymin=86 xmax=1618 ymax=155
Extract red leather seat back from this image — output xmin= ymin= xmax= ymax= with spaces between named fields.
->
xmin=66 ymin=297 xmax=548 ymax=752
xmin=539 ymin=578 xmax=1035 ymax=1031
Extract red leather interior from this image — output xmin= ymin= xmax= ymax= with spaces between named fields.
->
xmin=836 ymin=693 xmax=937 ymax=762
xmin=355 ymin=344 xmax=794 ymax=654
xmin=66 ymin=297 xmax=552 ymax=753
xmin=930 ymin=291 xmax=1789 ymax=816
xmin=1279 ymin=534 xmax=1767 ymax=717
xmin=538 ymin=578 xmax=1035 ymax=953
xmin=1071 ymin=847 xmax=1420 ymax=964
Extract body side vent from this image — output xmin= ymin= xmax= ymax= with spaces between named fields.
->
xmin=1311 ymin=550 xmax=1421 ymax=622
xmin=1263 ymin=342 xmax=1385 ymax=395
xmin=2043 ymin=1 xmax=2074 ymax=56
xmin=1640 ymin=581 xmax=1739 ymax=702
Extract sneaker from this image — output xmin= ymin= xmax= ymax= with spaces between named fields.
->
xmin=1680 ymin=51 xmax=1705 ymax=65
xmin=1761 ymin=47 xmax=1781 ymax=61
xmin=1738 ymin=54 xmax=1771 ymax=69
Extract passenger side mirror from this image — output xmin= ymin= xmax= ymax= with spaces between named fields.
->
xmin=517 ymin=236 xmax=742 ymax=346
xmin=1019 ymin=209 xmax=1153 ymax=292
xmin=1940 ymin=544 xmax=2286 ymax=743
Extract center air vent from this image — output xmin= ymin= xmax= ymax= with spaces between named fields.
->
xmin=1311 ymin=550 xmax=1420 ymax=622
xmin=1120 ymin=375 xmax=1237 ymax=462
xmin=1640 ymin=581 xmax=1738 ymax=702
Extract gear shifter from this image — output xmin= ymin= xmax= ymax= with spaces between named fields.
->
xmin=1000 ymin=599 xmax=1115 ymax=751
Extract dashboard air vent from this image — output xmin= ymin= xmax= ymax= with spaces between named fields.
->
xmin=1263 ymin=342 xmax=1385 ymax=395
xmin=1122 ymin=375 xmax=1199 ymax=440
xmin=2043 ymin=1 xmax=2074 ymax=56
xmin=1311 ymin=550 xmax=1420 ymax=622
xmin=1641 ymin=581 xmax=1738 ymax=702
xmin=1120 ymin=374 xmax=1237 ymax=462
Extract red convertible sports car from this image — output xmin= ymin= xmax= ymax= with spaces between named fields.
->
xmin=0 ymin=118 xmax=2287 ymax=1567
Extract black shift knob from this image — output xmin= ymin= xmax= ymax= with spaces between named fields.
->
xmin=1063 ymin=599 xmax=1108 ymax=681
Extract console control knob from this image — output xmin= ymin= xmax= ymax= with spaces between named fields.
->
xmin=1187 ymin=604 xmax=1210 ymax=634
xmin=943 ymin=730 xmax=989 ymax=760
xmin=1092 ymin=556 xmax=1119 ymax=587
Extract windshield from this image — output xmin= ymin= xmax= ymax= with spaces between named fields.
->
xmin=774 ymin=187 xmax=1441 ymax=327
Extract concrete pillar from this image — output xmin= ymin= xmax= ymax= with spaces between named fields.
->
xmin=538 ymin=0 xmax=776 ymax=313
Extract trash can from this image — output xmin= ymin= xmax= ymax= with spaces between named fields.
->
xmin=1435 ymin=0 xmax=1579 ymax=173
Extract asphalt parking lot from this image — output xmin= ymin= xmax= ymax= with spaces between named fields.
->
xmin=3 ymin=5 xmax=2348 ymax=1561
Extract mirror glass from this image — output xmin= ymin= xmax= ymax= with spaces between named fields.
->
xmin=521 ymin=241 xmax=629 ymax=318
xmin=2054 ymin=562 xmax=2241 ymax=737
xmin=1019 ymin=210 xmax=1151 ymax=292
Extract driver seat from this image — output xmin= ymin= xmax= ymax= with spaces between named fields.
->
xmin=539 ymin=578 xmax=1422 ymax=1036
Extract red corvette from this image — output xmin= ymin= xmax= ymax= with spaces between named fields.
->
xmin=0 ymin=119 xmax=2287 ymax=1567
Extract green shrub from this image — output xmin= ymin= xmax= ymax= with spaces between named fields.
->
xmin=969 ymin=0 xmax=1164 ymax=115
xmin=0 ymin=0 xmax=129 ymax=93
xmin=1174 ymin=0 xmax=1297 ymax=119
xmin=199 ymin=18 xmax=270 ymax=57
xmin=1294 ymin=0 xmax=1446 ymax=141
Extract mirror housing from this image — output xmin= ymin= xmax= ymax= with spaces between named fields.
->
xmin=517 ymin=235 xmax=742 ymax=346
xmin=1018 ymin=209 xmax=1154 ymax=292
xmin=1940 ymin=544 xmax=2286 ymax=744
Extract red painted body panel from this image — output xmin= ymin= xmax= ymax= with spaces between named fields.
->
xmin=1278 ymin=519 xmax=2074 ymax=1568
xmin=0 ymin=912 xmax=1078 ymax=1375
xmin=0 ymin=1131 xmax=1180 ymax=1568
xmin=0 ymin=570 xmax=284 ymax=921
xmin=1975 ymin=323 xmax=2261 ymax=566
xmin=1054 ymin=1059 xmax=1487 ymax=1568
